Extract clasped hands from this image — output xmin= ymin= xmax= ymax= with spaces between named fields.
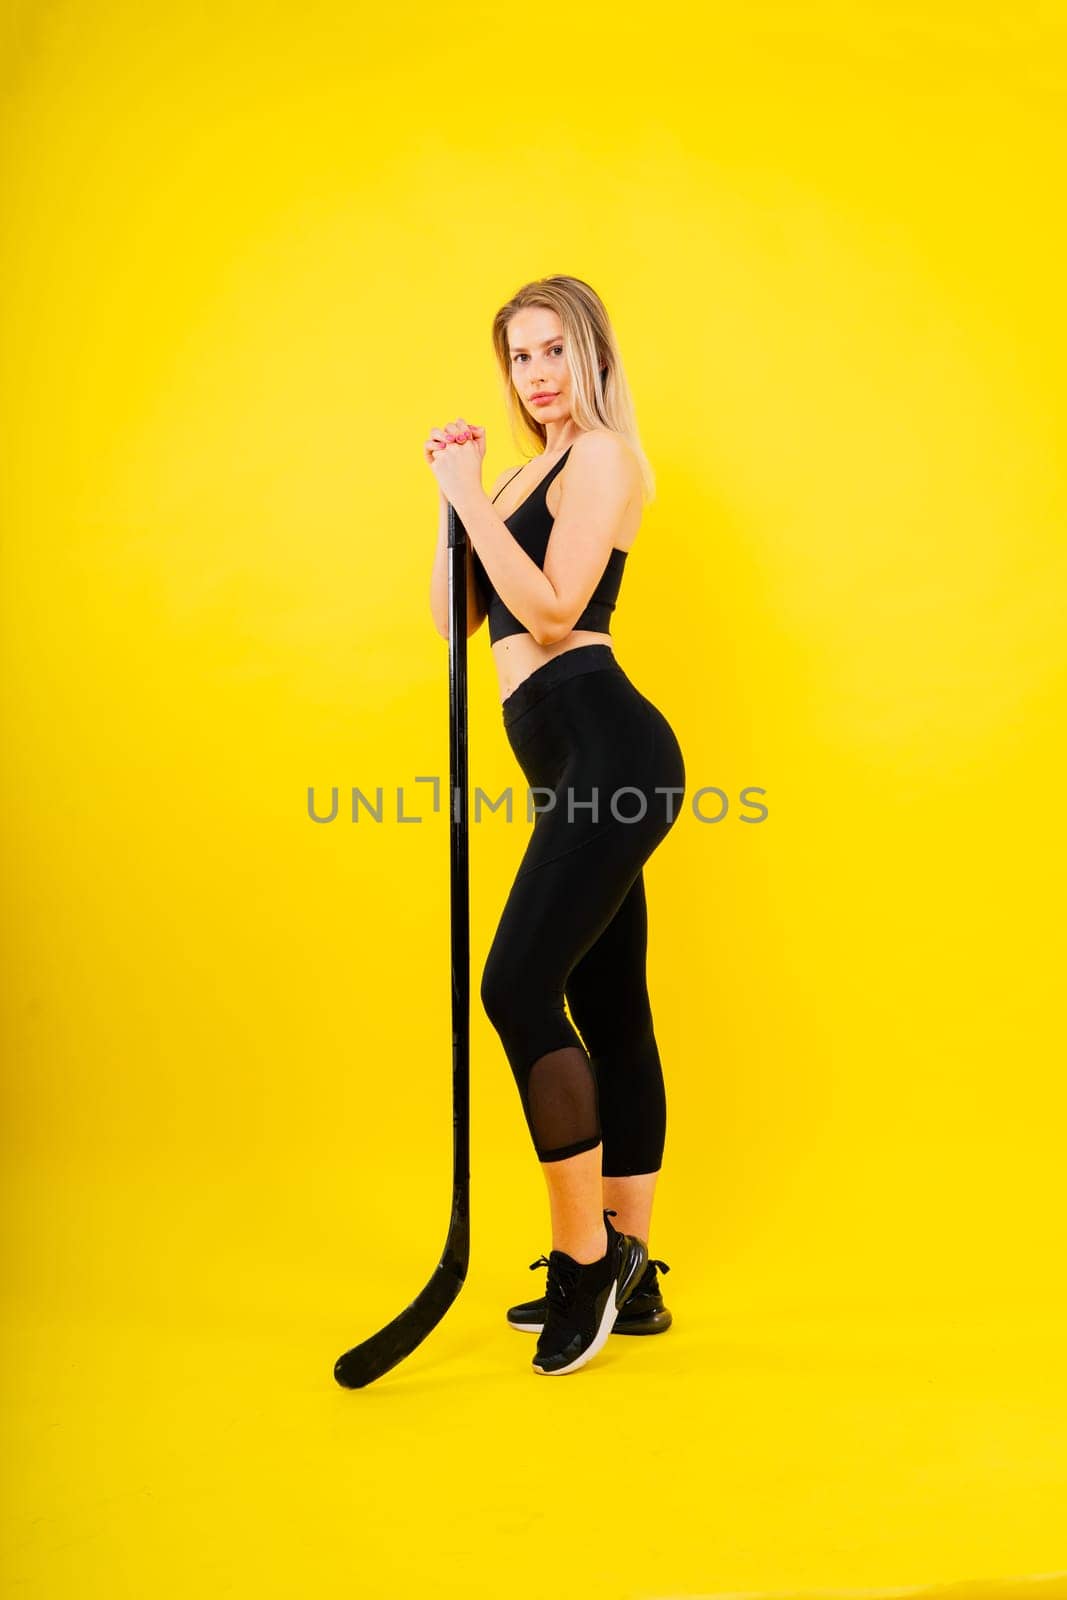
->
xmin=425 ymin=417 xmax=488 ymax=509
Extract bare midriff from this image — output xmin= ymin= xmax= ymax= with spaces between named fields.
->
xmin=492 ymin=630 xmax=616 ymax=703
xmin=489 ymin=458 xmax=640 ymax=705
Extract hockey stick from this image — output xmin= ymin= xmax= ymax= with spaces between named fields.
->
xmin=333 ymin=499 xmax=472 ymax=1389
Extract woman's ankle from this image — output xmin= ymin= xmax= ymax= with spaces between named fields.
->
xmin=554 ymin=1220 xmax=609 ymax=1264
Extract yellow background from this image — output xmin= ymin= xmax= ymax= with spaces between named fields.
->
xmin=2 ymin=1 xmax=1066 ymax=1595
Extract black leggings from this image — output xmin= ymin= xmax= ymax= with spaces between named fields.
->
xmin=480 ymin=644 xmax=686 ymax=1176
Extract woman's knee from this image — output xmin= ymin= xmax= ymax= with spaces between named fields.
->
xmin=480 ymin=944 xmax=578 ymax=1077
xmin=480 ymin=941 xmax=530 ymax=1033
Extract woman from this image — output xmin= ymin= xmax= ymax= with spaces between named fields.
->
xmin=426 ymin=275 xmax=686 ymax=1376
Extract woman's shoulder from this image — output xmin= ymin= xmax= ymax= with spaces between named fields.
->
xmin=568 ymin=429 xmax=642 ymax=492
xmin=572 ymin=426 xmax=626 ymax=447
xmin=571 ymin=427 xmax=638 ymax=465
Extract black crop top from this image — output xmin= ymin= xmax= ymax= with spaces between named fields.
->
xmin=470 ymin=444 xmax=628 ymax=645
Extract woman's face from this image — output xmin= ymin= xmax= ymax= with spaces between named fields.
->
xmin=506 ymin=307 xmax=572 ymax=424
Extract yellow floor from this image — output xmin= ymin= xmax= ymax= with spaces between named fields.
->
xmin=5 ymin=1155 xmax=1066 ymax=1599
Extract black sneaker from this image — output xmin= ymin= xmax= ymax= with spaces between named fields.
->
xmin=508 ymin=1251 xmax=672 ymax=1336
xmin=530 ymin=1210 xmax=648 ymax=1377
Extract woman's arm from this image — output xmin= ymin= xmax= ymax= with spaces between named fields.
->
xmin=429 ymin=476 xmax=508 ymax=640
xmin=448 ymin=432 xmax=638 ymax=647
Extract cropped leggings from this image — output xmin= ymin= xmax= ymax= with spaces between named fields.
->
xmin=480 ymin=644 xmax=686 ymax=1177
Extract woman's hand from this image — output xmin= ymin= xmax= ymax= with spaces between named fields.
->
xmin=425 ymin=418 xmax=486 ymax=505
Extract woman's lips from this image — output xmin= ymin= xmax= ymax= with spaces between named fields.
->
xmin=531 ymin=393 xmax=558 ymax=406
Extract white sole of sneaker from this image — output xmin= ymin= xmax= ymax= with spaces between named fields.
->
xmin=532 ymin=1241 xmax=647 ymax=1377
xmin=511 ymin=1314 xmax=669 ymax=1335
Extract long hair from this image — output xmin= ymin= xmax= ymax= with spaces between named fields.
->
xmin=490 ymin=275 xmax=655 ymax=504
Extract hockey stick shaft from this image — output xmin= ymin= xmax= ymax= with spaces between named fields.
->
xmin=332 ymin=500 xmax=471 ymax=1388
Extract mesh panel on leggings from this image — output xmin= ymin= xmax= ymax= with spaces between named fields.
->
xmin=526 ymin=1046 xmax=601 ymax=1164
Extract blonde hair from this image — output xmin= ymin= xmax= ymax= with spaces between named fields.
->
xmin=491 ymin=275 xmax=655 ymax=504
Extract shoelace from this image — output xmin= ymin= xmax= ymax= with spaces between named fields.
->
xmin=544 ymin=1253 xmax=584 ymax=1315
xmin=527 ymin=1254 xmax=672 ymax=1288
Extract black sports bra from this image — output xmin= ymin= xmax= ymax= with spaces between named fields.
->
xmin=470 ymin=444 xmax=628 ymax=645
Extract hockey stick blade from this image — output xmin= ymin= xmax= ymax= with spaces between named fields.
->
xmin=333 ymin=1219 xmax=469 ymax=1389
